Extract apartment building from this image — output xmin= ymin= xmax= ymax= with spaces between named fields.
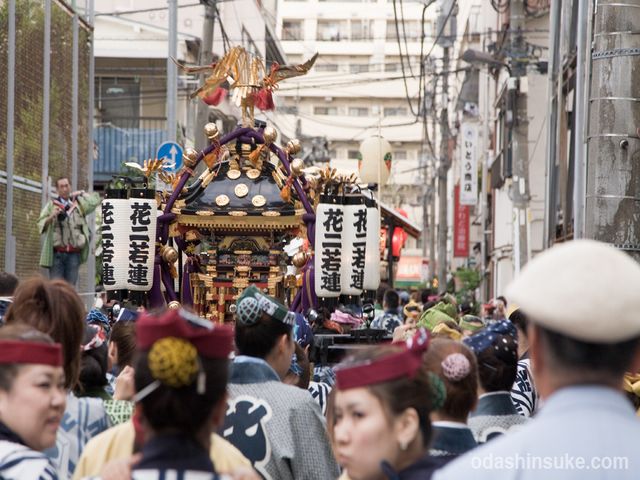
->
xmin=273 ymin=0 xmax=442 ymax=264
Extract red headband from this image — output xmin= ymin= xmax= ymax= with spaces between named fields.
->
xmin=137 ymin=309 xmax=234 ymax=359
xmin=335 ymin=329 xmax=430 ymax=390
xmin=0 ymin=340 xmax=63 ymax=367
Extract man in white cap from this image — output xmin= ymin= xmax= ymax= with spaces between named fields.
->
xmin=434 ymin=240 xmax=640 ymax=479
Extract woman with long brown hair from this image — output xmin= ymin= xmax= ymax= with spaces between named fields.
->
xmin=5 ymin=277 xmax=110 ymax=479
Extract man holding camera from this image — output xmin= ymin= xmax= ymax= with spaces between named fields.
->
xmin=38 ymin=177 xmax=100 ymax=286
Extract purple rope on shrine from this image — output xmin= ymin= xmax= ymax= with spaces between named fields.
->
xmin=269 ymin=144 xmax=313 ymax=214
xmin=237 ymin=132 xmax=264 ymax=144
xmin=148 ymin=261 xmax=164 ymax=308
xmin=160 ymin=262 xmax=177 ymax=303
xmin=181 ymin=257 xmax=200 ymax=307
xmin=161 ymin=127 xmax=253 ymax=217
xmin=303 ymin=213 xmax=316 ymax=246
xmin=157 ymin=212 xmax=176 ymax=244
xmin=153 ymin=127 xmax=254 ymax=307
xmin=291 ymin=289 xmax=302 ymax=312
xmin=173 ymin=237 xmax=184 ymax=250
xmin=302 ymin=260 xmax=317 ymax=312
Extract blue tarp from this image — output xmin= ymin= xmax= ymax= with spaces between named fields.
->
xmin=94 ymin=125 xmax=167 ymax=177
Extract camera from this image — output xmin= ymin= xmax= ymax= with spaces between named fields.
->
xmin=57 ymin=203 xmax=71 ymax=222
xmin=362 ymin=302 xmax=375 ymax=321
xmin=107 ymin=303 xmax=121 ymax=323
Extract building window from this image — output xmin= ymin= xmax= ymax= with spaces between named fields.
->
xmin=349 ymin=64 xmax=370 ymax=74
xmin=384 ymin=63 xmax=400 ymax=72
xmin=316 ymin=63 xmax=340 ymax=72
xmin=386 ymin=20 xmax=421 ymax=41
xmin=423 ymin=20 xmax=433 ymax=38
xmin=282 ymin=20 xmax=303 ymax=41
xmin=347 ymin=150 xmax=360 ymax=160
xmin=348 ymin=107 xmax=369 ymax=117
xmin=351 ymin=19 xmax=374 ymax=41
xmin=317 ymin=20 xmax=348 ymax=41
xmin=97 ymin=77 xmax=141 ymax=127
xmin=314 ymin=106 xmax=338 ymax=115
xmin=242 ymin=28 xmax=259 ymax=57
xmin=394 ymin=150 xmax=408 ymax=160
xmin=384 ymin=107 xmax=408 ymax=116
xmin=328 ymin=149 xmax=337 ymax=158
xmin=279 ymin=106 xmax=298 ymax=114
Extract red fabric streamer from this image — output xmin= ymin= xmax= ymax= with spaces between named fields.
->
xmin=202 ymin=87 xmax=228 ymax=106
xmin=254 ymin=88 xmax=275 ymax=111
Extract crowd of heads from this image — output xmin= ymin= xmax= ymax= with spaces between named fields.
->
xmin=0 ymin=240 xmax=639 ymax=479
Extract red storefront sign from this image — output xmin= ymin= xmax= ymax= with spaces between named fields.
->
xmin=454 ymin=184 xmax=470 ymax=257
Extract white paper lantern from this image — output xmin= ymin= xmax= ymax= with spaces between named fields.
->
xmin=102 ymin=196 xmax=130 ymax=290
xmin=127 ymin=190 xmax=158 ymax=292
xmin=363 ymin=196 xmax=381 ymax=291
xmin=314 ymin=196 xmax=344 ymax=298
xmin=358 ymin=136 xmax=392 ymax=186
xmin=341 ymin=195 xmax=367 ymax=296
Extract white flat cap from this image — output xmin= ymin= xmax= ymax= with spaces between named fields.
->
xmin=506 ymin=239 xmax=640 ymax=343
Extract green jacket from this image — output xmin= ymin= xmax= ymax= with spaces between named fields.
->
xmin=38 ymin=192 xmax=101 ymax=268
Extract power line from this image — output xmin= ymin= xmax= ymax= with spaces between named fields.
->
xmin=95 ymin=3 xmax=201 ymax=17
xmin=423 ymin=0 xmax=457 ymax=60
xmin=392 ymin=0 xmax=430 ymax=118
xmin=212 ymin=2 xmax=230 ymax=52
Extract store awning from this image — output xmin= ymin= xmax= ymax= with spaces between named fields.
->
xmin=380 ymin=202 xmax=422 ymax=239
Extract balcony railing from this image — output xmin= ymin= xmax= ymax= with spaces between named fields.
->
xmin=93 ymin=117 xmax=167 ymax=183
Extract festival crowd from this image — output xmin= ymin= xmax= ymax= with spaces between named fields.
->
xmin=0 ymin=239 xmax=639 ymax=479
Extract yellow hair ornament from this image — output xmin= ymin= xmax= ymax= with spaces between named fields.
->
xmin=623 ymin=373 xmax=640 ymax=397
xmin=148 ymin=337 xmax=199 ymax=388
xmin=431 ymin=322 xmax=463 ymax=341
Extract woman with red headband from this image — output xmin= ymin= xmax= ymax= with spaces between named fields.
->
xmin=0 ymin=324 xmax=66 ymax=479
xmin=331 ymin=329 xmax=448 ymax=480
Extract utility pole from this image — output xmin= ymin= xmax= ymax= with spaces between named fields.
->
xmin=195 ymin=1 xmax=216 ymax=150
xmin=420 ymin=81 xmax=430 ymax=278
xmin=479 ymin=66 xmax=490 ymax=303
xmin=167 ymin=0 xmax=178 ymax=143
xmin=434 ymin=0 xmax=455 ymax=294
xmin=585 ymin=1 xmax=640 ymax=262
xmin=508 ymin=0 xmax=531 ymax=273
xmin=428 ymin=91 xmax=437 ymax=284
xmin=428 ymin=174 xmax=436 ymax=283
xmin=436 ymin=46 xmax=450 ymax=294
xmin=543 ymin=0 xmax=562 ymax=249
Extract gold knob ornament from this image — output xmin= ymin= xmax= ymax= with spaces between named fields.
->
xmin=263 ymin=126 xmax=278 ymax=145
xmin=183 ymin=147 xmax=199 ymax=168
xmin=204 ymin=123 xmax=220 ymax=142
xmin=292 ymin=251 xmax=308 ymax=269
xmin=290 ymin=158 xmax=304 ymax=177
xmin=285 ymin=139 xmax=302 ymax=155
xmin=167 ymin=301 xmax=181 ymax=310
xmin=161 ymin=246 xmax=179 ymax=264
